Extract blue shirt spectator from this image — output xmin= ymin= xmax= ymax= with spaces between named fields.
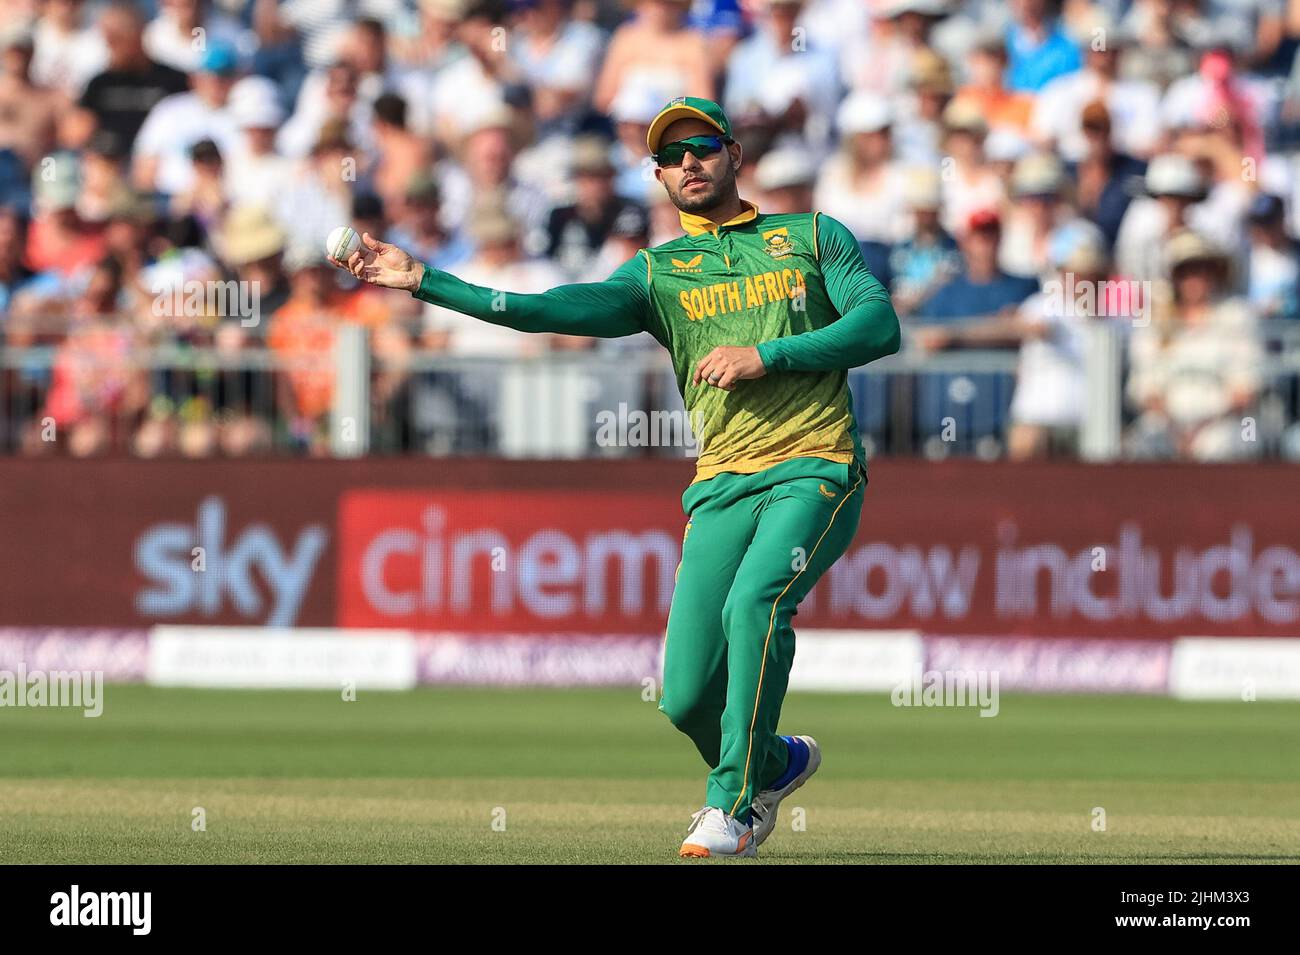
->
xmin=915 ymin=270 xmax=1040 ymax=322
xmin=1005 ymin=17 xmax=1081 ymax=93
xmin=689 ymin=0 xmax=748 ymax=35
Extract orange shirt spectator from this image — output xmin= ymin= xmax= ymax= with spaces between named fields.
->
xmin=268 ymin=282 xmax=389 ymax=423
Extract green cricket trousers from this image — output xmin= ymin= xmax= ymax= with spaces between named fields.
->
xmin=658 ymin=455 xmax=866 ymax=819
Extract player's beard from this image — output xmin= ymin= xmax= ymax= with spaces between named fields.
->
xmin=668 ymin=163 xmax=736 ymax=214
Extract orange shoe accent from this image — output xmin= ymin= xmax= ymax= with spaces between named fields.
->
xmin=679 ymin=844 xmax=711 ymax=858
xmin=737 ymin=830 xmax=752 ymax=851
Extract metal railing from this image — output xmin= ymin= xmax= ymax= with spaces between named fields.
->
xmin=5 ymin=322 xmax=1300 ymax=460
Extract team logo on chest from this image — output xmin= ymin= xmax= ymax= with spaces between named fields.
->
xmin=761 ymin=227 xmax=796 ymax=259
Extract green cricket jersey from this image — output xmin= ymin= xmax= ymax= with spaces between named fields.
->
xmin=412 ymin=200 xmax=900 ymax=482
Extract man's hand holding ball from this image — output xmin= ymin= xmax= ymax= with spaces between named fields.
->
xmin=325 ymin=227 xmax=424 ymax=293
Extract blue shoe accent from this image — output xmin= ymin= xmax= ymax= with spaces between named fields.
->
xmin=766 ymin=736 xmax=809 ymax=792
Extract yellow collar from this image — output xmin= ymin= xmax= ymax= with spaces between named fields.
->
xmin=678 ymin=199 xmax=759 ymax=236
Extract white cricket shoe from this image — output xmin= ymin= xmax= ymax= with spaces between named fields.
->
xmin=679 ymin=807 xmax=756 ymax=858
xmin=750 ymin=735 xmax=822 ymax=846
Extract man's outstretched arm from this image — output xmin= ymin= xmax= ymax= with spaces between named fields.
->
xmin=334 ymin=232 xmax=653 ymax=338
xmin=755 ymin=214 xmax=901 ymax=372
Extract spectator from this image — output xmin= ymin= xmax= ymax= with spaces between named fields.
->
xmin=166 ymin=139 xmax=225 ymax=235
xmin=1069 ymin=99 xmax=1147 ymax=247
xmin=1162 ymin=46 xmax=1265 ymax=163
xmin=511 ymin=0 xmax=604 ymax=133
xmin=271 ymin=0 xmax=368 ymax=73
xmin=76 ymin=129 xmax=131 ymax=224
xmin=275 ymin=120 xmax=357 ymax=254
xmin=289 ymin=17 xmax=422 ymax=152
xmin=1116 ymin=0 xmax=1199 ymax=91
xmin=223 ymin=76 xmax=294 ymax=209
xmin=423 ymin=194 xmax=572 ymax=355
xmin=544 ymin=136 xmax=646 ymax=279
xmin=582 ymin=201 xmax=652 ymax=285
xmin=278 ymin=60 xmax=371 ymax=161
xmin=889 ymin=167 xmax=960 ymax=315
xmin=938 ymin=98 xmax=1005 ymax=238
xmin=1031 ymin=12 xmax=1162 ymax=162
xmin=999 ymin=151 xmax=1078 ymax=278
xmin=428 ymin=0 xmax=522 ymax=145
xmin=687 ymin=0 xmax=747 ymax=65
xmin=842 ymin=0 xmax=948 ymax=100
xmin=26 ymin=152 xmax=106 ymax=279
xmin=34 ymin=256 xmax=146 ymax=456
xmin=0 ymin=205 xmax=33 ymax=315
xmin=438 ymin=107 xmax=550 ymax=251
xmin=245 ymin=0 xmax=307 ymax=109
xmin=143 ymin=0 xmax=245 ymax=75
xmin=388 ymin=174 xmax=473 ymax=272
xmin=753 ymin=146 xmax=816 ymax=215
xmin=892 ymin=47 xmax=955 ymax=167
xmin=1004 ymin=0 xmax=1082 ymax=93
xmin=593 ymin=0 xmax=712 ymax=113
xmin=1005 ymin=223 xmax=1111 ymax=459
xmin=1115 ymin=152 xmax=1209 ymax=282
xmin=213 ymin=203 xmax=292 ymax=341
xmin=394 ymin=0 xmax=471 ymax=136
xmin=913 ymin=206 xmax=1044 ymax=457
xmin=609 ymin=83 xmax=662 ymax=202
xmin=69 ymin=1 xmax=188 ymax=152
xmin=648 ymin=185 xmax=684 ymax=247
xmin=914 ymin=209 xmax=1039 ymax=327
xmin=267 ymin=243 xmax=390 ymax=453
xmin=370 ymin=92 xmax=435 ymax=214
xmin=101 ymin=189 xmax=160 ymax=313
xmin=952 ymin=33 xmax=1036 ymax=136
xmin=0 ymin=28 xmax=61 ymax=169
xmin=814 ymin=93 xmax=909 ymax=243
xmin=131 ymin=40 xmax=242 ymax=197
xmin=723 ymin=0 xmax=842 ymax=157
xmin=30 ymin=0 xmax=106 ymax=97
xmin=1243 ymin=192 xmax=1299 ymax=321
xmin=1126 ymin=229 xmax=1263 ymax=461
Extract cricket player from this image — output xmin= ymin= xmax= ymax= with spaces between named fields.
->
xmin=333 ymin=97 xmax=900 ymax=858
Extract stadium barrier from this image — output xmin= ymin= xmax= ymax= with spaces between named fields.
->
xmin=4 ymin=457 xmax=1300 ymax=637
xmin=7 ymin=318 xmax=1300 ymax=459
xmin=2 ymin=627 xmax=1298 ymax=698
xmin=3 ymin=455 xmax=1300 ymax=700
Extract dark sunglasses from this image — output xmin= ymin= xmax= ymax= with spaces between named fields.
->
xmin=655 ymin=134 xmax=732 ymax=167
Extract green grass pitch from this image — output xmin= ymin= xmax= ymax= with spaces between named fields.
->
xmin=1 ymin=685 xmax=1297 ymax=864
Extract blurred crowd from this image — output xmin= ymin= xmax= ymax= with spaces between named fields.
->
xmin=3 ymin=0 xmax=1300 ymax=459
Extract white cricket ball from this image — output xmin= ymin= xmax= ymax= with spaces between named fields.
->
xmin=326 ymin=226 xmax=361 ymax=261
